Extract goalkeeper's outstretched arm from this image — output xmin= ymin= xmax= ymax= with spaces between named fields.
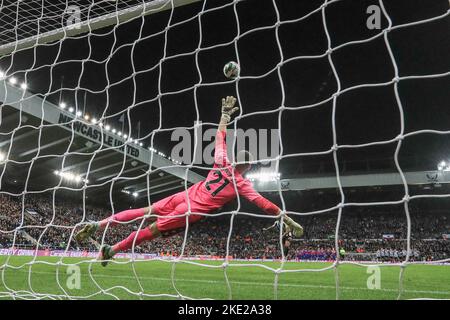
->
xmin=215 ymin=96 xmax=238 ymax=167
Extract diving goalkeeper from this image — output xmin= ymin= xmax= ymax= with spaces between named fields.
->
xmin=75 ymin=96 xmax=303 ymax=265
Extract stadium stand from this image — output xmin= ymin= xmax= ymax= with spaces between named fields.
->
xmin=1 ymin=192 xmax=448 ymax=262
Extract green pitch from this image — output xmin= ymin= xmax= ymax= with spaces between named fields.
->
xmin=0 ymin=256 xmax=449 ymax=300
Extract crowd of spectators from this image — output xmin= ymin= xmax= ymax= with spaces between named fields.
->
xmin=0 ymin=193 xmax=449 ymax=262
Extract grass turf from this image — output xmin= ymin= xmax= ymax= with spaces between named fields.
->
xmin=0 ymin=256 xmax=449 ymax=300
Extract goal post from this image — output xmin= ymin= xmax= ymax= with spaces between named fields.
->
xmin=0 ymin=0 xmax=202 ymax=57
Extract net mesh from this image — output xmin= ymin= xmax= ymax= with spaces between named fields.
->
xmin=0 ymin=0 xmax=449 ymax=300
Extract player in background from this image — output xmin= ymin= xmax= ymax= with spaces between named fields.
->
xmin=75 ymin=96 xmax=303 ymax=265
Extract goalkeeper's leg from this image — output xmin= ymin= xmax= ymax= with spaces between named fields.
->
xmin=98 ymin=222 xmax=160 ymax=267
xmin=98 ymin=206 xmax=204 ymax=266
xmin=79 ymin=191 xmax=187 ymax=242
xmin=75 ymin=206 xmax=151 ymax=242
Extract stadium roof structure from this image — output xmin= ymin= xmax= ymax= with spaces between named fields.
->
xmin=0 ymin=80 xmax=204 ymax=203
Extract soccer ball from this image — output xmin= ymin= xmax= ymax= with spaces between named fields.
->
xmin=223 ymin=61 xmax=240 ymax=79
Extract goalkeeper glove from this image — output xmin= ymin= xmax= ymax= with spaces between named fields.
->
xmin=221 ymin=96 xmax=239 ymax=123
xmin=283 ymin=216 xmax=304 ymax=238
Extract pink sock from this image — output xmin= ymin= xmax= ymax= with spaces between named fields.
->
xmin=99 ymin=208 xmax=147 ymax=228
xmin=112 ymin=227 xmax=155 ymax=253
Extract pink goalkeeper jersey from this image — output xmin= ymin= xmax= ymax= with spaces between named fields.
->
xmin=184 ymin=130 xmax=280 ymax=215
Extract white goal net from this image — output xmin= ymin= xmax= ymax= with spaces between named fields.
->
xmin=0 ymin=0 xmax=449 ymax=300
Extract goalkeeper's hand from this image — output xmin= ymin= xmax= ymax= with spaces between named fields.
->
xmin=221 ymin=96 xmax=239 ymax=123
xmin=283 ymin=216 xmax=304 ymax=238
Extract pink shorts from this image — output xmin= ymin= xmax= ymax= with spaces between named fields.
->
xmin=152 ymin=191 xmax=204 ymax=236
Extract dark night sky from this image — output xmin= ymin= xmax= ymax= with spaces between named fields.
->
xmin=1 ymin=0 xmax=449 ymax=177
